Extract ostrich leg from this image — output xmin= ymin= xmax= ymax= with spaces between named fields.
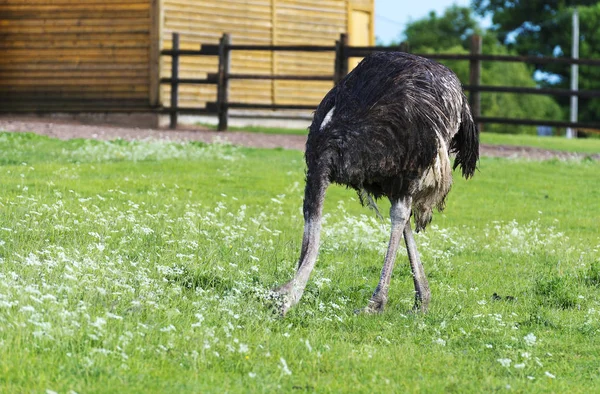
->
xmin=365 ymin=196 xmax=412 ymax=313
xmin=404 ymin=223 xmax=431 ymax=312
xmin=274 ymin=174 xmax=328 ymax=316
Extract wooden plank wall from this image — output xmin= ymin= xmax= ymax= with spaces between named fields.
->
xmin=0 ymin=0 xmax=152 ymax=112
xmin=161 ymin=0 xmax=357 ymax=109
xmin=161 ymin=0 xmax=274 ymax=109
xmin=274 ymin=0 xmax=345 ymax=105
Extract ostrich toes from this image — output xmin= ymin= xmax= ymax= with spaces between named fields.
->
xmin=411 ymin=288 xmax=430 ymax=313
xmin=269 ymin=283 xmax=294 ymax=317
xmin=412 ymin=299 xmax=429 ymax=314
xmin=356 ymin=297 xmax=387 ymax=315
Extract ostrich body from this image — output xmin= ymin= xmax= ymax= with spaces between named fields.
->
xmin=275 ymin=52 xmax=479 ymax=315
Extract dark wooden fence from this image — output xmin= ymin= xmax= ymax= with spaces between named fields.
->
xmin=160 ymin=32 xmax=600 ymax=132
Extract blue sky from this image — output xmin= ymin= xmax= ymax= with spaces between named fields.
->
xmin=375 ymin=0 xmax=473 ymax=44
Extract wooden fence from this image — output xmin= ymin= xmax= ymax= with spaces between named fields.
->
xmin=160 ymin=33 xmax=600 ymax=132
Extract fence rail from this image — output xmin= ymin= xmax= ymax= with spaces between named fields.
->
xmin=160 ymin=32 xmax=600 ymax=132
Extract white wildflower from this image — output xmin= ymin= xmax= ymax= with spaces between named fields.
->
xmin=524 ymin=333 xmax=537 ymax=346
xmin=497 ymin=358 xmax=512 ymax=367
xmin=279 ymin=357 xmax=292 ymax=375
xmin=191 ymin=313 xmax=204 ymax=328
xmin=304 ymin=339 xmax=312 ymax=352
xmin=545 ymin=371 xmax=556 ymax=379
xmin=41 ymin=294 xmax=57 ymax=302
xmin=90 ymin=317 xmax=106 ymax=329
xmin=434 ymin=338 xmax=446 ymax=346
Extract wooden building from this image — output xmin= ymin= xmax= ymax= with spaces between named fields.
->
xmin=0 ymin=0 xmax=374 ymax=117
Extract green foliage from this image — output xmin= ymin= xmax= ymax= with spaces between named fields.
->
xmin=401 ymin=6 xmax=563 ymax=134
xmin=1 ymin=132 xmax=600 ymax=392
xmin=403 ymin=5 xmax=482 ymax=51
xmin=473 ymin=1 xmax=600 ymax=124
xmin=480 ymin=44 xmax=563 ymax=134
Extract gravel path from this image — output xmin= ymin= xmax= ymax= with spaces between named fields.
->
xmin=1 ymin=116 xmax=598 ymax=160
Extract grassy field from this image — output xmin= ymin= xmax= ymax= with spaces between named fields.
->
xmin=481 ymin=132 xmax=600 ymax=155
xmin=1 ymin=132 xmax=599 ymax=393
xmin=200 ymin=123 xmax=310 ymax=136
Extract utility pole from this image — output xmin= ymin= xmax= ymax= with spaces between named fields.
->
xmin=567 ymin=8 xmax=579 ymax=139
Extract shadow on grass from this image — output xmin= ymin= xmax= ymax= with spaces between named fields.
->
xmin=583 ymin=261 xmax=600 ymax=287
xmin=534 ymin=276 xmax=578 ymax=309
xmin=166 ymin=267 xmax=235 ymax=293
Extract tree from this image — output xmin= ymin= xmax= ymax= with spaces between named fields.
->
xmin=403 ymin=6 xmax=482 ymax=51
xmin=473 ymin=0 xmax=600 ymax=125
xmin=401 ymin=6 xmax=562 ymax=134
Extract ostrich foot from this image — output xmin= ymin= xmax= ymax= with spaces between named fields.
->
xmin=412 ymin=288 xmax=431 ymax=313
xmin=356 ymin=296 xmax=387 ymax=314
xmin=410 ymin=302 xmax=428 ymax=314
xmin=270 ymin=282 xmax=295 ymax=317
xmin=412 ymin=298 xmax=429 ymax=313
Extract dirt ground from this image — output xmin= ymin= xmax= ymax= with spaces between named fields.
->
xmin=1 ymin=115 xmax=598 ymax=161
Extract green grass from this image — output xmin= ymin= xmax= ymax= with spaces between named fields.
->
xmin=200 ymin=123 xmax=309 ymax=135
xmin=1 ymin=132 xmax=600 ymax=393
xmin=480 ymin=132 xmax=600 ymax=154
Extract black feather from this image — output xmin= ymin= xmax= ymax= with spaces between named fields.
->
xmin=304 ymin=52 xmax=479 ymax=229
xmin=451 ymin=98 xmax=480 ymax=178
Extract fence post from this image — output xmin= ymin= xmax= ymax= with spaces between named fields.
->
xmin=217 ymin=33 xmax=231 ymax=131
xmin=334 ymin=38 xmax=342 ymax=84
xmin=333 ymin=33 xmax=349 ymax=84
xmin=169 ymin=32 xmax=179 ymax=129
xmin=469 ymin=34 xmax=482 ymax=129
xmin=340 ymin=33 xmax=349 ymax=78
xmin=399 ymin=41 xmax=409 ymax=53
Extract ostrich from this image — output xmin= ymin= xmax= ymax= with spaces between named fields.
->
xmin=274 ymin=51 xmax=479 ymax=316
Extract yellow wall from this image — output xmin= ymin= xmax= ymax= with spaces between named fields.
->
xmin=0 ymin=0 xmax=154 ymax=112
xmin=160 ymin=0 xmax=374 ymax=109
xmin=348 ymin=0 xmax=375 ymax=70
xmin=160 ymin=0 xmax=274 ymax=108
xmin=272 ymin=0 xmax=346 ymax=105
